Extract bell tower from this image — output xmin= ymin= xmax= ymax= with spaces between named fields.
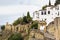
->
xmin=49 ymin=0 xmax=51 ymax=6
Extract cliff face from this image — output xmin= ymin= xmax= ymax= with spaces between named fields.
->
xmin=47 ymin=21 xmax=55 ymax=35
xmin=29 ymin=29 xmax=44 ymax=40
xmin=46 ymin=17 xmax=60 ymax=40
xmin=54 ymin=17 xmax=60 ymax=40
xmin=2 ymin=17 xmax=60 ymax=40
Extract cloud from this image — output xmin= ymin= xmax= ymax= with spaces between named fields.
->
xmin=19 ymin=0 xmax=49 ymax=6
xmin=0 ymin=5 xmax=40 ymax=25
xmin=0 ymin=0 xmax=56 ymax=25
xmin=0 ymin=0 xmax=56 ymax=6
xmin=0 ymin=0 xmax=19 ymax=6
xmin=0 ymin=5 xmax=39 ymax=13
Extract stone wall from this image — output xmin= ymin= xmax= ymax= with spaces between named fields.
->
xmin=5 ymin=23 xmax=31 ymax=34
xmin=29 ymin=29 xmax=44 ymax=40
xmin=47 ymin=21 xmax=55 ymax=35
xmin=38 ymin=21 xmax=47 ymax=32
xmin=54 ymin=17 xmax=60 ymax=40
xmin=47 ymin=17 xmax=60 ymax=40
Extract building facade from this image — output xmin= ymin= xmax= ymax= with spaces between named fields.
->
xmin=33 ymin=0 xmax=60 ymax=25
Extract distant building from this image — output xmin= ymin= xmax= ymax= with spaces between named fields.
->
xmin=33 ymin=0 xmax=60 ymax=25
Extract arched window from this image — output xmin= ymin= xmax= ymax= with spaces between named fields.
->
xmin=44 ymin=11 xmax=46 ymax=15
xmin=48 ymin=11 xmax=50 ymax=14
xmin=41 ymin=11 xmax=43 ymax=15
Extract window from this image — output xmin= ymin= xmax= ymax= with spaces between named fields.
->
xmin=44 ymin=11 xmax=46 ymax=15
xmin=48 ymin=11 xmax=50 ymax=14
xmin=41 ymin=11 xmax=43 ymax=15
xmin=45 ymin=19 xmax=46 ymax=20
xmin=58 ymin=12 xmax=59 ymax=16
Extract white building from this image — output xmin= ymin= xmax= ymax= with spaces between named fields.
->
xmin=33 ymin=0 xmax=60 ymax=25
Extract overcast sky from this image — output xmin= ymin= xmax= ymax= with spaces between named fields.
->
xmin=0 ymin=0 xmax=56 ymax=25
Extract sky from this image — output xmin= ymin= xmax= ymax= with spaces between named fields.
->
xmin=0 ymin=0 xmax=56 ymax=25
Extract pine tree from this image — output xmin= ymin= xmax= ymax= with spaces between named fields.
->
xmin=27 ymin=11 xmax=30 ymax=18
xmin=49 ymin=0 xmax=51 ymax=6
xmin=27 ymin=11 xmax=32 ymax=23
xmin=55 ymin=0 xmax=60 ymax=5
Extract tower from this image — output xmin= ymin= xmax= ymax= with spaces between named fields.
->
xmin=49 ymin=0 xmax=51 ymax=6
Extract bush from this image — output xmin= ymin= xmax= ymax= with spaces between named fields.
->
xmin=1 ymin=25 xmax=5 ymax=30
xmin=8 ymin=33 xmax=23 ymax=40
xmin=42 ymin=5 xmax=47 ymax=10
xmin=27 ymin=11 xmax=32 ymax=23
xmin=13 ymin=11 xmax=32 ymax=26
xmin=55 ymin=0 xmax=60 ymax=5
xmin=31 ymin=21 xmax=38 ymax=29
xmin=23 ymin=11 xmax=32 ymax=24
xmin=13 ymin=17 xmax=23 ymax=26
xmin=23 ymin=16 xmax=28 ymax=24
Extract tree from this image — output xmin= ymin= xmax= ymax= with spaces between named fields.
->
xmin=18 ymin=17 xmax=23 ymax=24
xmin=42 ymin=5 xmax=47 ymax=10
xmin=13 ymin=11 xmax=32 ymax=26
xmin=13 ymin=17 xmax=23 ymax=26
xmin=23 ymin=16 xmax=28 ymax=24
xmin=13 ymin=19 xmax=20 ymax=26
xmin=23 ymin=12 xmax=32 ymax=24
xmin=27 ymin=12 xmax=30 ymax=18
xmin=1 ymin=25 xmax=5 ymax=30
xmin=27 ymin=11 xmax=32 ymax=23
xmin=55 ymin=0 xmax=60 ymax=5
xmin=8 ymin=33 xmax=23 ymax=40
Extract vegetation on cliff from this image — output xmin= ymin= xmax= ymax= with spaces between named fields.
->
xmin=13 ymin=11 xmax=32 ymax=26
xmin=8 ymin=33 xmax=23 ymax=40
xmin=1 ymin=25 xmax=5 ymax=30
xmin=31 ymin=21 xmax=38 ymax=29
xmin=42 ymin=5 xmax=47 ymax=10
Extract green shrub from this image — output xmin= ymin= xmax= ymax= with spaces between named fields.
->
xmin=31 ymin=21 xmax=38 ymax=29
xmin=13 ymin=11 xmax=32 ymax=26
xmin=8 ymin=33 xmax=23 ymax=40
xmin=1 ymin=25 xmax=5 ymax=30
xmin=55 ymin=0 xmax=60 ymax=5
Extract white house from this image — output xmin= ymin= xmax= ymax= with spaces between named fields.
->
xmin=33 ymin=0 xmax=60 ymax=31
xmin=33 ymin=0 xmax=60 ymax=25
